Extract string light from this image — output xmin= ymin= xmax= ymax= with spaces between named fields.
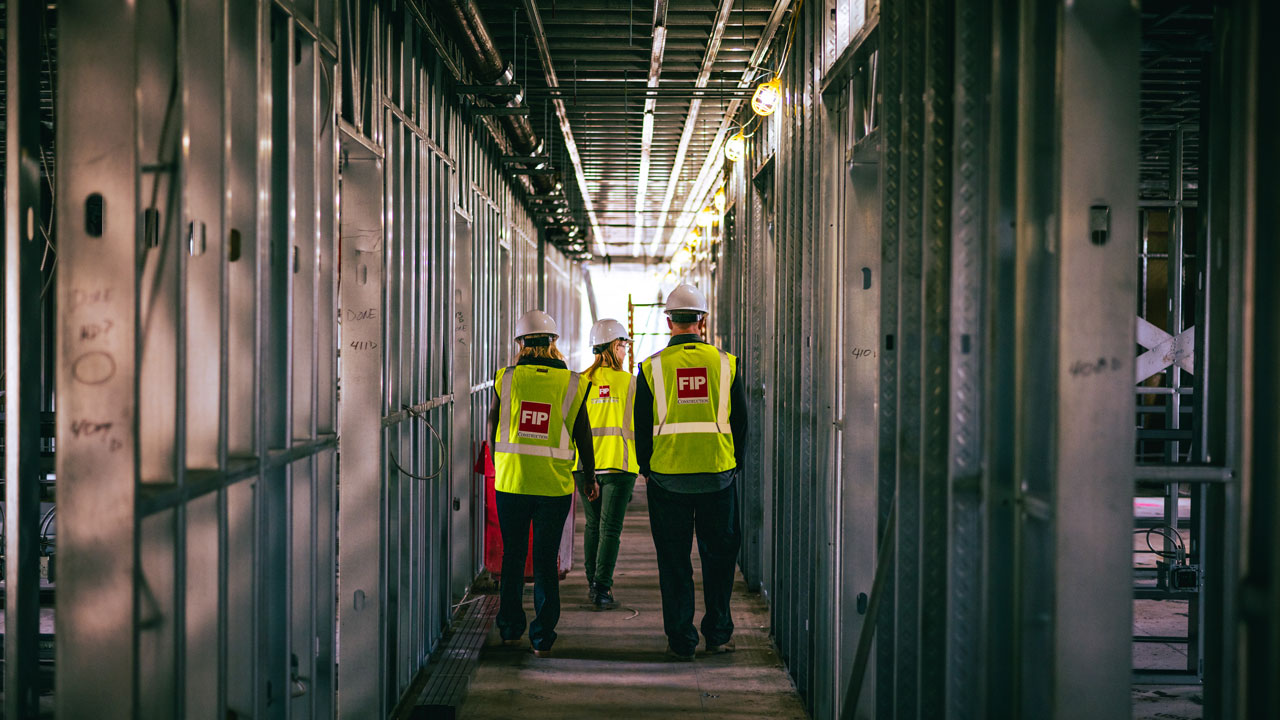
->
xmin=751 ymin=77 xmax=782 ymax=116
xmin=714 ymin=186 xmax=726 ymax=214
xmin=724 ymin=131 xmax=746 ymax=162
xmin=672 ymin=247 xmax=694 ymax=270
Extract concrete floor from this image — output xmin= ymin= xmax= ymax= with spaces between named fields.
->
xmin=461 ymin=482 xmax=810 ymax=719
xmin=460 ymin=492 xmax=1211 ymax=719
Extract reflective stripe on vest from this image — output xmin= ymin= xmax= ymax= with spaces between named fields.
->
xmin=495 ymin=366 xmax=582 ymax=460
xmin=650 ymin=347 xmax=731 ymax=436
xmin=577 ymin=367 xmax=638 ymax=473
xmin=641 ymin=342 xmax=737 ymax=475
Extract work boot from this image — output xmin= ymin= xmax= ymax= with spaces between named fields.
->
xmin=705 ymin=638 xmax=736 ymax=654
xmin=587 ymin=581 xmax=598 ymax=601
xmin=664 ymin=644 xmax=695 ymax=662
xmin=593 ymin=586 xmax=619 ymax=610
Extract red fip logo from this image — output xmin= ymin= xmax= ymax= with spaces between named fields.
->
xmin=598 ymin=385 xmax=612 ymax=399
xmin=517 ymin=401 xmax=552 ymax=439
xmin=675 ymin=367 xmax=710 ymax=404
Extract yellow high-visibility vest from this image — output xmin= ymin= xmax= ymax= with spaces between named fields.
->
xmin=575 ymin=366 xmax=639 ymax=474
xmin=640 ymin=342 xmax=737 ymax=474
xmin=493 ymin=364 xmax=588 ymax=496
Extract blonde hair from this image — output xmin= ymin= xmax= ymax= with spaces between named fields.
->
xmin=585 ymin=338 xmax=626 ymax=378
xmin=517 ymin=335 xmax=565 ymax=362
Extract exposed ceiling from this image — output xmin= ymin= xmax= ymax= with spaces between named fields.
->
xmin=477 ymin=0 xmax=791 ymax=262
xmin=1139 ymin=2 xmax=1212 ymax=203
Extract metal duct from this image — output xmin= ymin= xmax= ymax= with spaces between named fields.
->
xmin=427 ymin=0 xmax=556 ymax=195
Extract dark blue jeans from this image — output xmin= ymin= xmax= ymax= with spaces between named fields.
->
xmin=646 ymin=479 xmax=741 ymax=655
xmin=495 ymin=490 xmax=572 ymax=651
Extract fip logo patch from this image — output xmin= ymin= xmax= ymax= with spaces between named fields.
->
xmin=517 ymin=401 xmax=553 ymax=439
xmin=675 ymin=367 xmax=710 ymax=404
xmin=590 ymin=384 xmax=615 ymax=405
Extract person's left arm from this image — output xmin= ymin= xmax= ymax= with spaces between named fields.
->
xmin=573 ymin=386 xmax=599 ymax=500
xmin=634 ymin=370 xmax=655 ymax=477
xmin=729 ymin=369 xmax=749 ymax=470
xmin=487 ymin=390 xmax=500 ymax=447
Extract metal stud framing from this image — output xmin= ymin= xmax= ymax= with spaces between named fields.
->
xmin=1030 ymin=4 xmax=1139 ymax=717
xmin=57 ymin=3 xmax=342 ymax=717
xmin=714 ymin=1 xmax=1172 ymax=719
xmin=7 ymin=0 xmax=1277 ymax=718
xmin=48 ymin=1 xmax=588 ymax=718
xmin=946 ymin=1 xmax=989 ymax=717
xmin=335 ymin=3 xmax=586 ymax=716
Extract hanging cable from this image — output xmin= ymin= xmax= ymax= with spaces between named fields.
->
xmin=1134 ymin=526 xmax=1186 ymax=559
xmin=39 ymin=506 xmax=57 ymax=555
xmin=387 ymin=404 xmax=448 ymax=480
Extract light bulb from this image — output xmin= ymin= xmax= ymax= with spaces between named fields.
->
xmin=714 ymin=187 xmax=726 ymax=214
xmin=751 ymin=77 xmax=782 ymax=117
xmin=724 ymin=131 xmax=746 ymax=162
xmin=672 ymin=248 xmax=694 ymax=269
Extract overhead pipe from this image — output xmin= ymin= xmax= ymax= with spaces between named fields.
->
xmin=426 ymin=0 xmax=563 ymax=199
xmin=519 ymin=0 xmax=604 ymax=259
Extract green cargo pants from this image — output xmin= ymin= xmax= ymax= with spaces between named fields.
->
xmin=576 ymin=471 xmax=637 ymax=590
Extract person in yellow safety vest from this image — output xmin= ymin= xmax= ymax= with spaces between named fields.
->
xmin=486 ymin=310 xmax=596 ymax=658
xmin=635 ymin=283 xmax=747 ymax=661
xmin=574 ymin=318 xmax=640 ymax=611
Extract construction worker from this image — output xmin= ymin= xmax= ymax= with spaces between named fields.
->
xmin=487 ymin=310 xmax=596 ymax=658
xmin=635 ymin=284 xmax=747 ymax=661
xmin=575 ymin=318 xmax=640 ymax=610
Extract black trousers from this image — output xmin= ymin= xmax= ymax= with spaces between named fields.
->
xmin=646 ymin=479 xmax=741 ymax=655
xmin=495 ymin=490 xmax=572 ymax=651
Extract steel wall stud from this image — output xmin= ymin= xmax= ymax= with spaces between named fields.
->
xmin=336 ymin=146 xmax=386 ymax=719
xmin=1198 ymin=7 xmax=1240 ymax=717
xmin=451 ymin=208 xmax=475 ymax=600
xmin=893 ymin=0 xmax=926 ymax=713
xmin=1013 ymin=2 xmax=1139 ymax=717
xmin=55 ymin=2 xmax=139 ymax=717
xmin=980 ymin=1 xmax=1022 ymax=716
xmin=917 ymin=0 xmax=954 ymax=716
xmin=1244 ymin=0 xmax=1280 ymax=714
xmin=947 ymin=0 xmax=991 ymax=717
xmin=835 ymin=51 xmax=884 ymax=720
xmin=876 ymin=0 xmax=903 ymax=712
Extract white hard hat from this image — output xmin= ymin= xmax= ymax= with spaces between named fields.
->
xmin=664 ymin=283 xmax=709 ymax=316
xmin=514 ymin=310 xmax=558 ymax=340
xmin=589 ymin=318 xmax=630 ymax=348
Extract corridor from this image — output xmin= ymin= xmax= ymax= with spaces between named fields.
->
xmin=460 ymin=483 xmax=808 ymax=719
xmin=2 ymin=0 xmax=1278 ymax=719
